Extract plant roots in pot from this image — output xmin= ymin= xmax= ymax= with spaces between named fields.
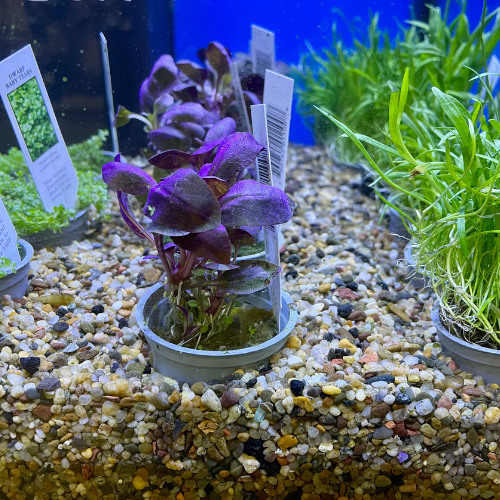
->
xmin=136 ymin=283 xmax=298 ymax=383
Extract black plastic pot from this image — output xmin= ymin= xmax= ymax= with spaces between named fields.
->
xmin=22 ymin=208 xmax=89 ymax=251
xmin=0 ymin=240 xmax=33 ymax=299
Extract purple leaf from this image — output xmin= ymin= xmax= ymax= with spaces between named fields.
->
xmin=172 ymin=224 xmax=231 ymax=264
xmin=148 ymin=221 xmax=190 ymax=237
xmin=154 ymin=93 xmax=174 ymax=115
xmin=178 ymin=122 xmax=206 ymax=140
xmin=205 ymin=117 xmax=236 ymax=143
xmin=199 ymin=163 xmax=213 ymax=177
xmin=147 ymin=126 xmax=191 ymax=151
xmin=242 ymin=90 xmax=262 ymax=106
xmin=149 ymin=54 xmax=178 ymax=91
xmin=219 ymin=180 xmax=295 ymax=227
xmin=117 ymin=192 xmax=154 ymax=243
xmin=176 ymin=60 xmax=208 ymax=85
xmin=202 ymin=176 xmax=229 ymax=198
xmin=149 ymin=150 xmax=198 ymax=171
xmin=210 ymin=260 xmax=280 ymax=294
xmin=227 ymin=228 xmax=255 ymax=247
xmin=240 ymin=225 xmax=262 ymax=234
xmin=194 ymin=140 xmax=220 ymax=157
xmin=143 ymin=255 xmax=160 ymax=260
xmin=208 ymin=133 xmax=263 ymax=182
xmin=206 ymin=42 xmax=231 ymax=77
xmin=171 ymin=84 xmax=198 ymax=103
xmin=102 ymin=162 xmax=156 ymax=195
xmin=202 ymin=262 xmax=239 ymax=271
xmin=160 ymin=102 xmax=206 ymax=124
xmin=139 ymin=80 xmax=154 ymax=113
xmin=144 ymin=168 xmax=221 ymax=233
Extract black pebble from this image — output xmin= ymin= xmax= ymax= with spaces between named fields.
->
xmin=346 ymin=282 xmax=358 ymax=291
xmin=56 ymin=307 xmax=69 ymax=317
xmin=378 ymin=281 xmax=389 ymax=291
xmin=348 ymin=327 xmax=359 ymax=337
xmin=110 ymin=362 xmax=120 ymax=373
xmin=91 ymin=305 xmax=105 ymax=315
xmin=246 ymin=378 xmax=257 ymax=388
xmin=323 ymin=332 xmax=334 ymax=342
xmin=290 ymin=379 xmax=305 ymax=396
xmin=20 ymin=357 xmax=40 ymax=376
xmin=143 ymin=364 xmax=151 ymax=375
xmin=328 ymin=348 xmax=351 ymax=360
xmin=344 ymin=400 xmax=356 ymax=407
xmin=316 ymin=248 xmax=325 ymax=258
xmin=28 ymin=274 xmax=34 ymax=280
xmin=53 ymin=322 xmax=69 ymax=333
xmin=143 ymin=248 xmax=150 ymax=256
xmin=243 ymin=438 xmax=264 ymax=459
xmin=338 ymin=304 xmax=354 ymax=318
xmin=286 ymin=255 xmax=300 ymax=265
xmin=394 ymin=393 xmax=412 ymax=404
xmin=307 ymin=387 xmax=321 ymax=398
xmin=285 ymin=270 xmax=298 ymax=280
xmin=118 ymin=318 xmax=129 ymax=329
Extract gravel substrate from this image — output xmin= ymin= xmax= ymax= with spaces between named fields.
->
xmin=1 ymin=146 xmax=500 ymax=500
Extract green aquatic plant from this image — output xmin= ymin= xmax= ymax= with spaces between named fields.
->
xmin=0 ymin=256 xmax=16 ymax=279
xmin=294 ymin=3 xmax=500 ymax=166
xmin=7 ymin=77 xmax=58 ymax=161
xmin=0 ymin=131 xmax=109 ymax=236
xmin=319 ymin=68 xmax=500 ymax=347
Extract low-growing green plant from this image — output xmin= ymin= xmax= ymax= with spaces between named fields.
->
xmin=294 ymin=2 xmax=500 ymax=166
xmin=0 ymin=256 xmax=16 ymax=279
xmin=0 ymin=131 xmax=109 ymax=236
xmin=319 ymin=69 xmax=500 ymax=347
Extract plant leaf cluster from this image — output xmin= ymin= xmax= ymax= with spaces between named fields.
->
xmin=0 ymin=131 xmax=109 ymax=236
xmin=0 ymin=256 xmax=16 ymax=279
xmin=103 ymin=132 xmax=295 ymax=348
xmin=116 ymin=42 xmax=264 ymax=156
xmin=320 ymin=68 xmax=500 ymax=347
xmin=294 ymin=4 xmax=500 ymax=167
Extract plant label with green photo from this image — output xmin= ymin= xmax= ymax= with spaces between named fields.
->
xmin=263 ymin=70 xmax=294 ymax=191
xmin=250 ymin=25 xmax=275 ymax=77
xmin=0 ymin=45 xmax=78 ymax=212
xmin=0 ymin=197 xmax=20 ymax=269
xmin=251 ymin=103 xmax=281 ymax=330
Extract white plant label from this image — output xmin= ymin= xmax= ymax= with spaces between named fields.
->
xmin=0 ymin=45 xmax=78 ymax=212
xmin=0 ymin=198 xmax=20 ymax=267
xmin=229 ymin=62 xmax=251 ymax=133
xmin=251 ymin=104 xmax=281 ymax=329
xmin=251 ymin=25 xmax=275 ymax=76
xmin=263 ymin=70 xmax=294 ymax=191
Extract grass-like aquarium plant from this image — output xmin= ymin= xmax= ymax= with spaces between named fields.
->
xmin=116 ymin=42 xmax=263 ymax=156
xmin=0 ymin=131 xmax=109 ymax=236
xmin=319 ymin=68 xmax=500 ymax=348
xmin=103 ymin=132 xmax=295 ymax=349
xmin=294 ymin=3 xmax=500 ymax=166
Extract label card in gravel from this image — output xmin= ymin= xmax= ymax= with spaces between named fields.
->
xmin=263 ymin=70 xmax=294 ymax=191
xmin=251 ymin=103 xmax=280 ymax=329
xmin=0 ymin=197 xmax=20 ymax=266
xmin=0 ymin=45 xmax=78 ymax=212
xmin=229 ymin=62 xmax=251 ymax=133
xmin=250 ymin=25 xmax=275 ymax=77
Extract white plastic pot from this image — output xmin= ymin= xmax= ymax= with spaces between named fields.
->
xmin=432 ymin=304 xmax=500 ymax=385
xmin=136 ymin=283 xmax=298 ymax=383
xmin=0 ymin=240 xmax=33 ymax=299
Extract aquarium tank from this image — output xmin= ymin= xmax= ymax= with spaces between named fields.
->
xmin=2 ymin=1 xmax=500 ymax=499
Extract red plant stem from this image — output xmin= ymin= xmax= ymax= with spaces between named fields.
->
xmin=178 ymin=252 xmax=197 ymax=281
xmin=154 ymin=234 xmax=173 ymax=283
xmin=179 ymin=248 xmax=187 ymax=269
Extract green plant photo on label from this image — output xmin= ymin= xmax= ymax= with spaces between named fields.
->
xmin=7 ymin=77 xmax=58 ymax=161
xmin=0 ymin=131 xmax=109 ymax=236
xmin=0 ymin=256 xmax=16 ymax=279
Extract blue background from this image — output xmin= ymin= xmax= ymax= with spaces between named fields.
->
xmin=173 ymin=0 xmax=500 ymax=145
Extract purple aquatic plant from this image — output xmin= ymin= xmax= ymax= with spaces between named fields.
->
xmin=115 ymin=42 xmax=265 ymax=156
xmin=103 ymin=132 xmax=295 ymax=346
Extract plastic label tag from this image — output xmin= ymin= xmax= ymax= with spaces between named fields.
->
xmin=251 ymin=25 xmax=276 ymax=77
xmin=229 ymin=62 xmax=251 ymax=133
xmin=263 ymin=70 xmax=294 ymax=191
xmin=251 ymin=103 xmax=281 ymax=330
xmin=0 ymin=198 xmax=20 ymax=267
xmin=0 ymin=45 xmax=78 ymax=212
